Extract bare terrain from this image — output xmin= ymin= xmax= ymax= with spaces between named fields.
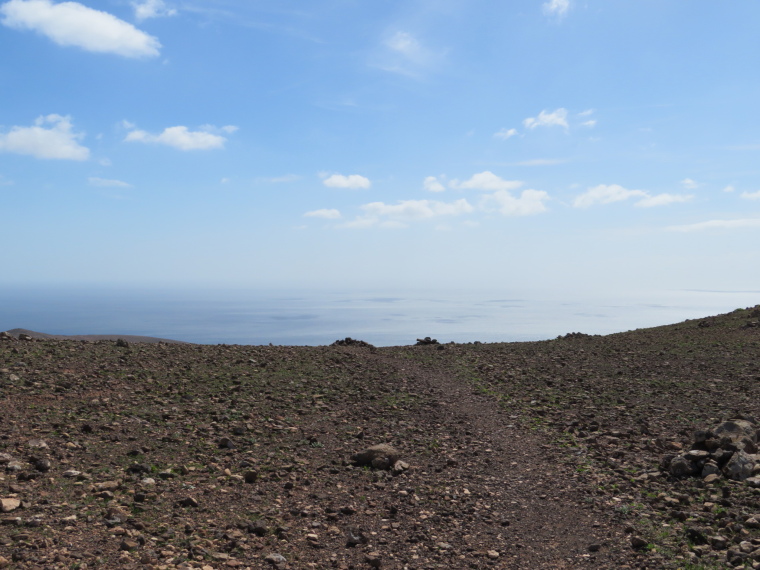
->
xmin=1 ymin=304 xmax=760 ymax=569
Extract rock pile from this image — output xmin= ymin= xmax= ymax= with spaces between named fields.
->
xmin=663 ymin=419 xmax=760 ymax=485
xmin=331 ymin=337 xmax=375 ymax=348
xmin=415 ymin=337 xmax=439 ymax=345
xmin=351 ymin=444 xmax=409 ymax=474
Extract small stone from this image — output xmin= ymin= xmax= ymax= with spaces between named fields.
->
xmin=745 ymin=476 xmax=760 ymax=488
xmin=0 ymin=499 xmax=21 ymax=513
xmin=177 ymin=497 xmax=199 ymax=508
xmin=704 ymin=473 xmax=721 ymax=484
xmin=27 ymin=439 xmax=48 ymax=450
xmin=364 ymin=551 xmax=382 ymax=568
xmin=487 ymin=550 xmax=500 ymax=559
xmin=95 ymin=481 xmax=120 ymax=492
xmin=391 ymin=460 xmax=410 ymax=476
xmin=120 ymin=539 xmax=139 ymax=551
xmin=243 ymin=470 xmax=258 ymax=484
xmin=630 ymin=536 xmax=648 ymax=549
xmin=62 ymin=470 xmax=81 ymax=478
xmin=710 ymin=535 xmax=729 ymax=550
xmin=588 ymin=543 xmax=601 ymax=552
xmin=669 ymin=456 xmax=697 ymax=477
xmin=218 ymin=437 xmax=235 ymax=449
xmin=345 ymin=527 xmax=367 ymax=547
xmin=351 ymin=444 xmax=400 ymax=470
xmin=723 ymin=450 xmax=755 ymax=481
xmin=33 ymin=458 xmax=51 ymax=472
xmin=264 ymin=553 xmax=286 ymax=565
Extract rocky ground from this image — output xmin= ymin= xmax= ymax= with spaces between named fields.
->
xmin=1 ymin=304 xmax=759 ymax=569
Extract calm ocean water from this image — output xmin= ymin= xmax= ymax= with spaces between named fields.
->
xmin=1 ymin=286 xmax=758 ymax=347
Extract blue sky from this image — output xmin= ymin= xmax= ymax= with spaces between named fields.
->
xmin=2 ymin=0 xmax=760 ymax=298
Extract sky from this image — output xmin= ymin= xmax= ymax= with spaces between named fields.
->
xmin=2 ymin=0 xmax=760 ymax=300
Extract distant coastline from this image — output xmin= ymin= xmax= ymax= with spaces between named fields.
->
xmin=4 ymin=328 xmax=188 ymax=344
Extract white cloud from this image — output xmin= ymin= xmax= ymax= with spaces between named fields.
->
xmin=668 ymin=219 xmax=760 ymax=232
xmin=635 ymin=193 xmax=693 ymax=208
xmin=722 ymin=185 xmax=735 ymax=193
xmin=575 ymin=184 xmax=694 ymax=208
xmin=450 ymin=171 xmax=523 ymax=192
xmin=523 ymin=108 xmax=569 ymax=130
xmin=376 ymin=30 xmax=441 ymax=77
xmin=741 ymin=190 xmax=760 ymax=200
xmin=573 ymin=184 xmax=647 ymax=208
xmin=386 ymin=31 xmax=426 ymax=64
xmin=542 ymin=0 xmax=570 ymax=17
xmin=0 ymin=114 xmax=89 ymax=160
xmin=680 ymin=178 xmax=700 ymax=189
xmin=423 ymin=176 xmax=445 ymax=192
xmin=304 ymin=208 xmax=341 ymax=219
xmin=199 ymin=124 xmax=239 ymax=135
xmin=493 ymin=128 xmax=518 ymax=140
xmin=343 ymin=198 xmax=473 ymax=228
xmin=580 ymin=120 xmax=597 ymax=128
xmin=125 ymin=124 xmax=235 ymax=150
xmin=481 ymin=189 xmax=549 ymax=216
xmin=0 ymin=175 xmax=13 ymax=186
xmin=322 ymin=174 xmax=371 ymax=189
xmin=133 ymin=0 xmax=176 ymax=21
xmin=578 ymin=109 xmax=594 ymax=117
xmin=88 ymin=176 xmax=130 ymax=187
xmin=0 ymin=0 xmax=160 ymax=58
xmin=362 ymin=198 xmax=473 ymax=220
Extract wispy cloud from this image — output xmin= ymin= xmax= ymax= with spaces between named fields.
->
xmin=741 ymin=190 xmax=760 ymax=200
xmin=133 ymin=0 xmax=176 ymax=21
xmin=480 ymin=189 xmax=550 ymax=216
xmin=574 ymin=184 xmax=693 ymax=208
xmin=88 ymin=177 xmax=131 ymax=188
xmin=573 ymin=184 xmax=648 ymax=208
xmin=423 ymin=176 xmax=445 ymax=192
xmin=680 ymin=178 xmax=700 ymax=189
xmin=0 ymin=114 xmax=89 ymax=160
xmin=304 ymin=208 xmax=341 ymax=219
xmin=668 ymin=219 xmax=760 ymax=232
xmin=635 ymin=193 xmax=693 ymax=208
xmin=523 ymin=108 xmax=568 ymax=130
xmin=125 ymin=124 xmax=236 ymax=150
xmin=450 ymin=171 xmax=523 ymax=192
xmin=322 ymin=173 xmax=371 ymax=189
xmin=493 ymin=128 xmax=518 ymax=140
xmin=0 ymin=0 xmax=160 ymax=58
xmin=342 ymin=198 xmax=473 ymax=229
xmin=577 ymin=109 xmax=596 ymax=127
xmin=0 ymin=174 xmax=13 ymax=186
xmin=542 ymin=0 xmax=570 ymax=18
xmin=375 ymin=30 xmax=442 ymax=77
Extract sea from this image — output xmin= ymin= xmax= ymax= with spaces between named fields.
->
xmin=1 ymin=286 xmax=758 ymax=347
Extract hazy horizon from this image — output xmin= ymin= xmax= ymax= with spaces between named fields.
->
xmin=2 ymin=285 xmax=758 ymax=347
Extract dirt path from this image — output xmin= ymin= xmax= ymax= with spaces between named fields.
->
xmin=379 ymin=352 xmax=637 ymax=568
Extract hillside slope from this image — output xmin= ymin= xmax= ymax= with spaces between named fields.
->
xmin=1 ymin=305 xmax=759 ymax=569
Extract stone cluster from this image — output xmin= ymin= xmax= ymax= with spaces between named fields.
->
xmin=663 ymin=419 xmax=760 ymax=486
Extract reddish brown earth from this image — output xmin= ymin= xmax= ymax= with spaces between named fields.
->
xmin=1 ymin=304 xmax=760 ymax=569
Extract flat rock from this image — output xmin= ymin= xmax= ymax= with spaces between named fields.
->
xmin=351 ymin=444 xmax=401 ymax=470
xmin=0 ymin=499 xmax=21 ymax=513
